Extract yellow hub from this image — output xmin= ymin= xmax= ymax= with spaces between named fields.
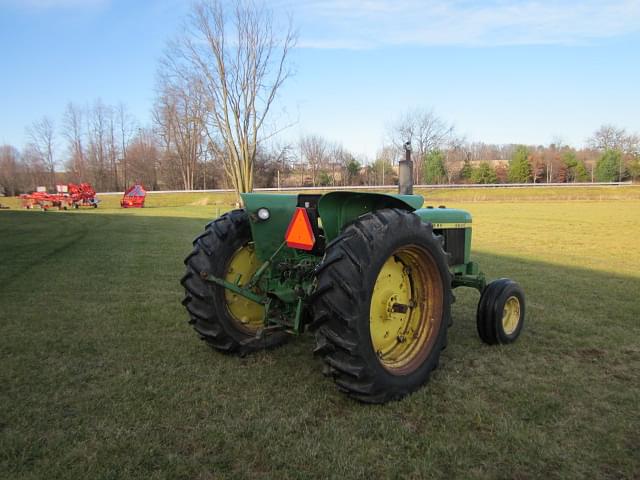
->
xmin=502 ymin=296 xmax=521 ymax=335
xmin=369 ymin=247 xmax=443 ymax=375
xmin=224 ymin=243 xmax=265 ymax=333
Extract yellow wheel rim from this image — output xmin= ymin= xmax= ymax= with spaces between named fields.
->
xmin=369 ymin=246 xmax=443 ymax=375
xmin=224 ymin=243 xmax=264 ymax=333
xmin=502 ymin=296 xmax=521 ymax=335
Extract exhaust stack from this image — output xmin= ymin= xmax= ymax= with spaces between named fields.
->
xmin=398 ymin=141 xmax=413 ymax=195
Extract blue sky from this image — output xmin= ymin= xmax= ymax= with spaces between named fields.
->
xmin=1 ymin=0 xmax=639 ymax=159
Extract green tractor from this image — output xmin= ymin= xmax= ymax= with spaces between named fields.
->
xmin=181 ymin=147 xmax=525 ymax=403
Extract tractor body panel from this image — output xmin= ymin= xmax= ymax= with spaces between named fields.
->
xmin=241 ymin=193 xmax=299 ymax=262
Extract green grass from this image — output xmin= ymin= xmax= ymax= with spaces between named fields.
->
xmin=1 ymin=192 xmax=639 ymax=479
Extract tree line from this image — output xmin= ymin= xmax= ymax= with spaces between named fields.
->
xmin=1 ymin=1 xmax=639 ymax=198
xmin=3 ymin=106 xmax=637 ymax=197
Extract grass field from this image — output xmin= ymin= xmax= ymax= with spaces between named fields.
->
xmin=1 ymin=187 xmax=639 ymax=479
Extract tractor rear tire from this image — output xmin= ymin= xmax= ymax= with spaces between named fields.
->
xmin=181 ymin=209 xmax=287 ymax=354
xmin=476 ymin=278 xmax=525 ymax=345
xmin=311 ymin=208 xmax=452 ymax=403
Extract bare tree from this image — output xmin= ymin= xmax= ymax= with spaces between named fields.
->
xmin=154 ymin=75 xmax=207 ymax=190
xmin=127 ymin=128 xmax=161 ymax=189
xmin=20 ymin=145 xmax=49 ymax=190
xmin=442 ymin=135 xmax=466 ymax=184
xmin=107 ymin=111 xmax=120 ymax=191
xmin=389 ymin=108 xmax=455 ymax=184
xmin=86 ymin=101 xmax=110 ymax=191
xmin=170 ymin=0 xmax=295 ymax=203
xmin=588 ymin=125 xmax=630 ymax=152
xmin=0 ymin=145 xmax=21 ymax=195
xmin=26 ymin=116 xmax=56 ymax=188
xmin=299 ymin=134 xmax=329 ymax=187
xmin=117 ymin=103 xmax=136 ymax=189
xmin=61 ymin=103 xmax=86 ymax=182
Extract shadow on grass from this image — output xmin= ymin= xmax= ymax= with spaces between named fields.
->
xmin=1 ymin=209 xmax=639 ymax=479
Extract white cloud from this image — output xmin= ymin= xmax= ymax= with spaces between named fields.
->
xmin=283 ymin=0 xmax=640 ymax=48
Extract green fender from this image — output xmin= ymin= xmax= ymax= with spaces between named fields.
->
xmin=241 ymin=191 xmax=423 ymax=261
xmin=318 ymin=191 xmax=424 ymax=242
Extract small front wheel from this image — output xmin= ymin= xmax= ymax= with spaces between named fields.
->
xmin=476 ymin=279 xmax=525 ymax=345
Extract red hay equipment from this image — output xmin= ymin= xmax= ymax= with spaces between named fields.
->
xmin=121 ymin=183 xmax=146 ymax=208
xmin=68 ymin=183 xmax=98 ymax=208
xmin=20 ymin=183 xmax=98 ymax=210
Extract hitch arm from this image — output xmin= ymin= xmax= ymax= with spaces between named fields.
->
xmin=200 ymin=272 xmax=269 ymax=305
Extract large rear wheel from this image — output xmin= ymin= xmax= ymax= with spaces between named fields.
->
xmin=181 ymin=210 xmax=286 ymax=354
xmin=311 ymin=209 xmax=452 ymax=403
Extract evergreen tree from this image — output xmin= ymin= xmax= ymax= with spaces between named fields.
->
xmin=508 ymin=145 xmax=532 ymax=183
xmin=318 ymin=171 xmax=331 ymax=186
xmin=595 ymin=149 xmax=622 ymax=182
xmin=423 ymin=150 xmax=446 ymax=184
xmin=574 ymin=159 xmax=590 ymax=182
xmin=459 ymin=157 xmax=473 ymax=181
xmin=562 ymin=150 xmax=578 ymax=169
xmin=471 ymin=162 xmax=498 ymax=184
xmin=345 ymin=157 xmax=361 ymax=185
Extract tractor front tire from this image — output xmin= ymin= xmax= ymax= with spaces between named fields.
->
xmin=311 ymin=209 xmax=452 ymax=403
xmin=181 ymin=209 xmax=286 ymax=354
xmin=476 ymin=278 xmax=525 ymax=345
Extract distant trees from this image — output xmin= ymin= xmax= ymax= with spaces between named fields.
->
xmin=369 ymin=158 xmax=394 ymax=186
xmin=508 ymin=146 xmax=532 ymax=183
xmin=588 ymin=124 xmax=639 ymax=154
xmin=560 ymin=151 xmax=589 ymax=183
xmin=389 ymin=108 xmax=456 ymax=184
xmin=7 ymin=101 xmax=640 ymax=195
xmin=588 ymin=124 xmax=639 ymax=182
xmin=299 ymin=135 xmax=329 ymax=187
xmin=371 ymin=146 xmax=395 ymax=185
xmin=253 ymin=144 xmax=293 ymax=188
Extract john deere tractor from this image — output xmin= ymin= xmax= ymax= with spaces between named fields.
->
xmin=181 ymin=146 xmax=525 ymax=403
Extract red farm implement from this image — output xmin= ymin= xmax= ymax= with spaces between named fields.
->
xmin=20 ymin=183 xmax=99 ymax=210
xmin=121 ymin=183 xmax=146 ymax=208
xmin=68 ymin=183 xmax=99 ymax=208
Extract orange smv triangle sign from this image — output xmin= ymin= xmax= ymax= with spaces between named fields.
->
xmin=285 ymin=207 xmax=316 ymax=251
